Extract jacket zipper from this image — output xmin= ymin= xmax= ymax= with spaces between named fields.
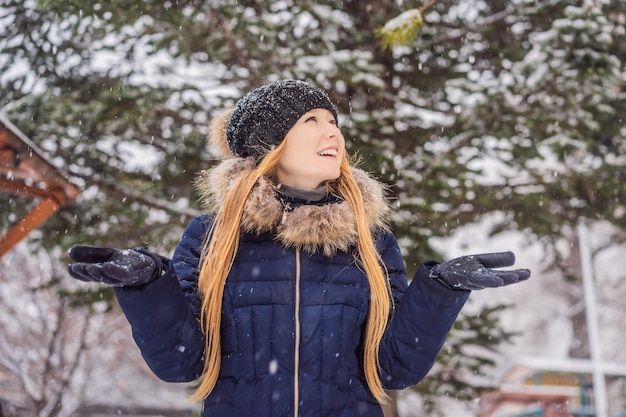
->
xmin=293 ymin=249 xmax=301 ymax=417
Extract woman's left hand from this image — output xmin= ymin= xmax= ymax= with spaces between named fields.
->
xmin=429 ymin=251 xmax=530 ymax=291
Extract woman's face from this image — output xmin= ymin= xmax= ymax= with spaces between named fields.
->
xmin=276 ymin=108 xmax=345 ymax=190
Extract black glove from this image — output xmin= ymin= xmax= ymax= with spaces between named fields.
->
xmin=429 ymin=251 xmax=530 ymax=291
xmin=67 ymin=245 xmax=163 ymax=287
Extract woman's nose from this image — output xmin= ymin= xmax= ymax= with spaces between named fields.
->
xmin=324 ymin=122 xmax=340 ymax=137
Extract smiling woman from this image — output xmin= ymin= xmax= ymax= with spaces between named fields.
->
xmin=67 ymin=79 xmax=530 ymax=417
xmin=276 ymin=108 xmax=345 ymax=190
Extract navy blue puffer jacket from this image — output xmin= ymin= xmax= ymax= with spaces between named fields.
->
xmin=113 ymin=161 xmax=469 ymax=417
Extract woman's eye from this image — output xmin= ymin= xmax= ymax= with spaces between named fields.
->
xmin=305 ymin=116 xmax=317 ymax=122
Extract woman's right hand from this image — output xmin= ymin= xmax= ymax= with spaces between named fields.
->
xmin=67 ymin=245 xmax=163 ymax=287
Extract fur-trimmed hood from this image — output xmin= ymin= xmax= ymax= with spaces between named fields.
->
xmin=195 ymin=158 xmax=391 ymax=257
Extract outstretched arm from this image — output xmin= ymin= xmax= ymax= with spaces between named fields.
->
xmin=66 ymin=217 xmax=211 ymax=383
xmin=378 ymin=254 xmax=469 ymax=389
xmin=374 ymin=233 xmax=530 ymax=389
xmin=113 ymin=266 xmax=206 ymax=382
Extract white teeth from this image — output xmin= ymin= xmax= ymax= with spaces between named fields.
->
xmin=318 ymin=149 xmax=337 ymax=157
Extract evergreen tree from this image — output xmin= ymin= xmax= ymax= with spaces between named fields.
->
xmin=435 ymin=0 xmax=626 ymax=240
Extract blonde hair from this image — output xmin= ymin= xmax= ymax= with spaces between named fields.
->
xmin=189 ymin=143 xmax=391 ymax=404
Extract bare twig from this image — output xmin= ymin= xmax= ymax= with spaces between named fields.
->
xmin=67 ymin=167 xmax=202 ymax=218
xmin=210 ymin=10 xmax=264 ymax=87
xmin=420 ymin=0 xmax=437 ymax=13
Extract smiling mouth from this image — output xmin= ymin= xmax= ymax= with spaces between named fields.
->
xmin=317 ymin=149 xmax=338 ymax=157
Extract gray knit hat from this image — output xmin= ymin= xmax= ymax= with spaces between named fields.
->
xmin=226 ymin=79 xmax=338 ymax=159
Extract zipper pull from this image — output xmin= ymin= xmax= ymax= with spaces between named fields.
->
xmin=281 ymin=202 xmax=291 ymax=225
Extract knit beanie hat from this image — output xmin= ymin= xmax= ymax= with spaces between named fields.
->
xmin=224 ymin=79 xmax=338 ymax=159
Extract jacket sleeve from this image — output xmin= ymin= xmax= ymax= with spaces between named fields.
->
xmin=375 ymin=232 xmax=470 ymax=390
xmin=171 ymin=214 xmax=214 ymax=318
xmin=113 ymin=215 xmax=211 ymax=383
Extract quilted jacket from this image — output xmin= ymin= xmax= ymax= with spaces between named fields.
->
xmin=113 ymin=158 xmax=469 ymax=417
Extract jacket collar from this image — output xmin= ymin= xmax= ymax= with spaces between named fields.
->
xmin=195 ymin=158 xmax=390 ymax=256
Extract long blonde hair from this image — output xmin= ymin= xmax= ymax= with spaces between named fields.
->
xmin=189 ymin=143 xmax=392 ymax=404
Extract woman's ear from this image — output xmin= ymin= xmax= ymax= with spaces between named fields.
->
xmin=207 ymin=109 xmax=235 ymax=159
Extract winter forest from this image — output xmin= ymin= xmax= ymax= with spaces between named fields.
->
xmin=0 ymin=0 xmax=625 ymax=416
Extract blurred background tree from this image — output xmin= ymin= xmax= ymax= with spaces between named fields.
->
xmin=1 ymin=0 xmax=624 ymax=415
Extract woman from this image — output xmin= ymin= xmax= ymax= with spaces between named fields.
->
xmin=68 ymin=79 xmax=530 ymax=417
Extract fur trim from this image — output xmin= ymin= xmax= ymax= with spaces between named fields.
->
xmin=207 ymin=109 xmax=235 ymax=159
xmin=195 ymin=159 xmax=390 ymax=256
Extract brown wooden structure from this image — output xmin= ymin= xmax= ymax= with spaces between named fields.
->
xmin=0 ymin=113 xmax=79 ymax=258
